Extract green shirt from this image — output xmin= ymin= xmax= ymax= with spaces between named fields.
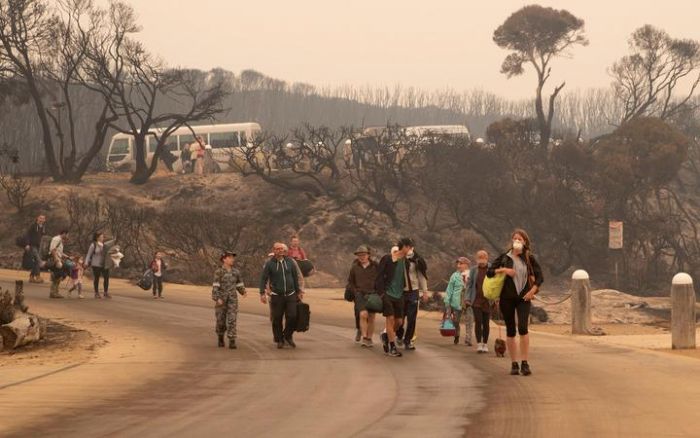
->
xmin=387 ymin=258 xmax=405 ymax=299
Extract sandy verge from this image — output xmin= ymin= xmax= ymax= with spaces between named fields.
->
xmin=0 ymin=271 xmax=189 ymax=435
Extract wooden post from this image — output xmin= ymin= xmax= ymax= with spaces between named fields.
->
xmin=671 ymin=273 xmax=696 ymax=350
xmin=571 ymin=270 xmax=592 ymax=335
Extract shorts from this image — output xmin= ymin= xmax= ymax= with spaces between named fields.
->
xmin=382 ymin=294 xmax=404 ymax=318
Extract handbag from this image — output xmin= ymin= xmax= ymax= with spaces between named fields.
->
xmin=344 ymin=286 xmax=355 ymax=302
xmin=365 ymin=293 xmax=383 ymax=312
xmin=440 ymin=313 xmax=457 ymax=337
xmin=483 ymin=273 xmax=506 ymax=300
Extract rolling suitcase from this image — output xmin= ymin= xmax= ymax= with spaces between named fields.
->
xmin=295 ymin=301 xmax=310 ymax=332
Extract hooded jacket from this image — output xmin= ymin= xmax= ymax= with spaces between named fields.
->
xmin=259 ymin=256 xmax=300 ymax=296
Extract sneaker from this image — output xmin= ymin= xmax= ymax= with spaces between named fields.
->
xmin=355 ymin=329 xmax=362 ymax=343
xmin=388 ymin=346 xmax=403 ymax=357
xmin=381 ymin=332 xmax=389 ymax=354
xmin=94 ymin=293 xmax=102 ymax=299
xmin=285 ymin=338 xmax=296 ymax=349
xmin=510 ymin=362 xmax=520 ymax=375
xmin=78 ymin=293 xmax=84 ymax=299
xmin=405 ymin=341 xmax=416 ymax=351
xmin=277 ymin=341 xmax=285 ymax=349
xmin=361 ymin=337 xmax=373 ymax=348
xmin=454 ymin=336 xmax=460 ymax=345
xmin=520 ymin=361 xmax=532 ymax=376
xmin=482 ymin=344 xmax=489 ymax=353
xmin=465 ymin=340 xmax=473 ymax=347
xmin=396 ymin=338 xmax=404 ymax=347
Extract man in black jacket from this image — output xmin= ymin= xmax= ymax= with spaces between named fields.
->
xmin=395 ymin=238 xmax=429 ymax=350
xmin=24 ymin=214 xmax=47 ymax=283
xmin=260 ymin=242 xmax=302 ymax=349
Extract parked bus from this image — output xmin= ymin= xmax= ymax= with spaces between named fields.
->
xmin=105 ymin=122 xmax=262 ymax=172
xmin=346 ymin=124 xmax=471 ymax=168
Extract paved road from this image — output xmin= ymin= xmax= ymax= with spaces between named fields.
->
xmin=2 ymin=276 xmax=700 ymax=437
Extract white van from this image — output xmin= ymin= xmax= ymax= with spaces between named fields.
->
xmin=105 ymin=122 xmax=262 ymax=172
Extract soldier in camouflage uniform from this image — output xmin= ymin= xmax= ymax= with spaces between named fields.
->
xmin=212 ymin=251 xmax=247 ymax=349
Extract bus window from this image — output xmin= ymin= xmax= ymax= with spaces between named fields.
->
xmin=179 ymin=133 xmax=207 ymax=148
xmin=163 ymin=135 xmax=178 ymax=152
xmin=147 ymin=137 xmax=157 ymax=154
xmin=110 ymin=138 xmax=130 ymax=155
xmin=210 ymin=132 xmax=239 ymax=148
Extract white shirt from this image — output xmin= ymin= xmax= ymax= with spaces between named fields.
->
xmin=49 ymin=235 xmax=64 ymax=258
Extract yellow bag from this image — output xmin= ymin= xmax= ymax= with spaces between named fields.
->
xmin=483 ymin=273 xmax=506 ymax=300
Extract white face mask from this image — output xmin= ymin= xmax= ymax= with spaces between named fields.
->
xmin=512 ymin=240 xmax=524 ymax=251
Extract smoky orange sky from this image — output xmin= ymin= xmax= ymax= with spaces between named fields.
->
xmin=128 ymin=0 xmax=700 ymax=99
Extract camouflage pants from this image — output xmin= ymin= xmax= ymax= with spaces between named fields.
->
xmin=215 ymin=297 xmax=239 ymax=340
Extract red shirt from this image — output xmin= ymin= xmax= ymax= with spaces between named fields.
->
xmin=287 ymin=246 xmax=307 ymax=260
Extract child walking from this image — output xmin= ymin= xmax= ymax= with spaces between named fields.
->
xmin=68 ymin=256 xmax=85 ymax=299
xmin=150 ymin=252 xmax=167 ymax=299
xmin=444 ymin=257 xmax=470 ymax=344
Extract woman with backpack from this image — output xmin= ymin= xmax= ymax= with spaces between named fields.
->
xmin=487 ymin=229 xmax=543 ymax=376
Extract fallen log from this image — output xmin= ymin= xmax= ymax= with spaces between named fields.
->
xmin=0 ymin=313 xmax=45 ymax=350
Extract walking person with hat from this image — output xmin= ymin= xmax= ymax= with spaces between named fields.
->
xmin=212 ymin=251 xmax=247 ymax=349
xmin=347 ymin=245 xmax=379 ymax=347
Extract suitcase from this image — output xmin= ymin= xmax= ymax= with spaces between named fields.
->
xmin=137 ymin=269 xmax=154 ymax=290
xmin=22 ymin=249 xmax=34 ymax=270
xmin=295 ymin=301 xmax=310 ymax=332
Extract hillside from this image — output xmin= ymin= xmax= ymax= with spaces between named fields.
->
xmin=0 ymin=171 xmax=482 ymax=289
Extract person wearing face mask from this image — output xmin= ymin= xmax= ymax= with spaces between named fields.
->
xmin=487 ymin=229 xmax=544 ymax=376
xmin=466 ymin=250 xmax=491 ymax=353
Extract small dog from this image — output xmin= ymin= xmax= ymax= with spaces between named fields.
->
xmin=494 ymin=338 xmax=507 ymax=357
xmin=494 ymin=325 xmax=507 ymax=357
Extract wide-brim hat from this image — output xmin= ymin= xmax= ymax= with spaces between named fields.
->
xmin=220 ymin=251 xmax=237 ymax=261
xmin=354 ymin=245 xmax=371 ymax=255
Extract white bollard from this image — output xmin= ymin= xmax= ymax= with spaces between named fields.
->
xmin=671 ymin=273 xmax=696 ymax=350
xmin=571 ymin=270 xmax=592 ymax=335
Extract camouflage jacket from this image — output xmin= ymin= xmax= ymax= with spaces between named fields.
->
xmin=212 ymin=267 xmax=246 ymax=301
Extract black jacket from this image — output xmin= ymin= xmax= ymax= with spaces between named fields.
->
xmin=406 ymin=251 xmax=428 ymax=280
xmin=26 ymin=223 xmax=46 ymax=248
xmin=487 ymin=252 xmax=544 ymax=300
xmin=375 ymin=254 xmax=398 ymax=296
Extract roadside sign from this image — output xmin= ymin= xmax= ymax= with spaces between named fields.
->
xmin=609 ymin=221 xmax=623 ymax=249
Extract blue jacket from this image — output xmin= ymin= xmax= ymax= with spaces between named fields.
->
xmin=465 ymin=264 xmax=490 ymax=304
xmin=444 ymin=271 xmax=466 ymax=310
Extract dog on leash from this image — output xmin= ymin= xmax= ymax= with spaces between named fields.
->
xmin=494 ymin=338 xmax=506 ymax=357
xmin=494 ymin=323 xmax=506 ymax=357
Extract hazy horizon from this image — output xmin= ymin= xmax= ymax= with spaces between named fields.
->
xmin=92 ymin=0 xmax=700 ymax=99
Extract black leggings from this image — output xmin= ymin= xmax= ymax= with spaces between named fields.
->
xmin=499 ymin=297 xmax=530 ymax=337
xmin=93 ymin=267 xmax=110 ymax=294
xmin=152 ymin=276 xmax=163 ymax=296
xmin=473 ymin=308 xmax=491 ymax=343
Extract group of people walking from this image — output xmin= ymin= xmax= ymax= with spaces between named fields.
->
xmin=347 ymin=229 xmax=543 ymax=375
xmin=20 ymin=215 xmax=543 ymax=375
xmin=19 ymin=214 xmax=162 ymax=300
xmin=211 ymin=238 xmax=310 ymax=350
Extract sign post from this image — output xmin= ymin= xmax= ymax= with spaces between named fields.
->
xmin=609 ymin=221 xmax=623 ymax=290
